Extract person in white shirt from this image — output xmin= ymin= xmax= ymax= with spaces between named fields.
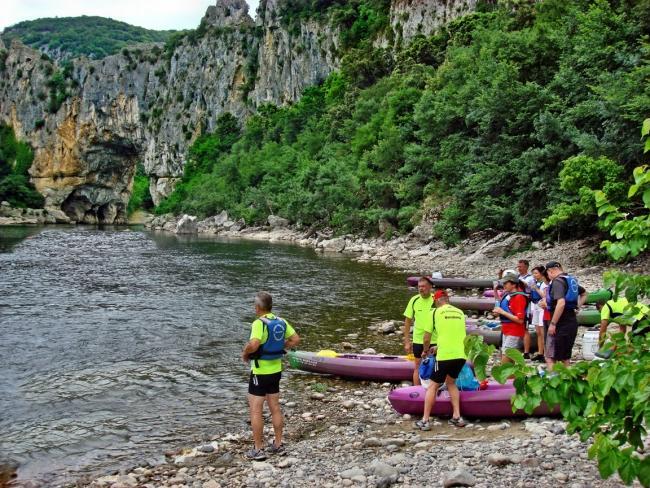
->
xmin=516 ymin=259 xmax=536 ymax=359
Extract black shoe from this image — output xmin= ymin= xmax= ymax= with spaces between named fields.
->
xmin=594 ymin=349 xmax=613 ymax=360
xmin=523 ymin=353 xmax=531 ymax=360
xmin=532 ymin=354 xmax=545 ymax=362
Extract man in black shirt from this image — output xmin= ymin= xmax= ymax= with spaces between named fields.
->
xmin=545 ymin=261 xmax=588 ymax=367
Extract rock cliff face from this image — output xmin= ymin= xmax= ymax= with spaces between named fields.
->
xmin=0 ymin=0 xmax=474 ymax=223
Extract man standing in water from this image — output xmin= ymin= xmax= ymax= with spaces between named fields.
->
xmin=403 ymin=277 xmax=436 ymax=385
xmin=242 ymin=291 xmax=300 ymax=460
xmin=415 ymin=290 xmax=467 ymax=430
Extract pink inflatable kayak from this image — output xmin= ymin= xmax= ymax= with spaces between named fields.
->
xmin=388 ymin=381 xmax=559 ymax=418
xmin=287 ymin=350 xmax=414 ymax=381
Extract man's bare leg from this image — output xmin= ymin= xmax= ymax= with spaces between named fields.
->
xmin=248 ymin=394 xmax=265 ymax=450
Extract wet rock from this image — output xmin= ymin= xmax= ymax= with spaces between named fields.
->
xmin=198 ymin=444 xmax=215 ymax=453
xmin=321 ymin=237 xmax=346 ymax=252
xmin=443 ymin=468 xmax=477 ymax=487
xmin=380 ymin=322 xmax=396 ymax=334
xmin=175 ymin=214 xmax=198 ymax=234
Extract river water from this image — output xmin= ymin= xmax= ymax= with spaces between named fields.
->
xmin=0 ymin=226 xmax=411 ymax=486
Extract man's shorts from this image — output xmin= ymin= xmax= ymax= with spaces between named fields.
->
xmin=632 ymin=320 xmax=650 ymax=336
xmin=552 ymin=323 xmax=578 ymax=361
xmin=501 ymin=334 xmax=524 ymax=353
xmin=412 ymin=343 xmax=424 ymax=358
xmin=431 ymin=358 xmax=466 ymax=384
xmin=248 ymin=372 xmax=281 ymax=397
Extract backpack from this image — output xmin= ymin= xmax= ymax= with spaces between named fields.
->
xmin=418 ymin=355 xmax=436 ymax=381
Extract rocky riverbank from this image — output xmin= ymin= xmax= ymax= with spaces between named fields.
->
xmin=142 ymin=212 xmax=649 ymax=291
xmin=82 ymin=374 xmax=631 ymax=488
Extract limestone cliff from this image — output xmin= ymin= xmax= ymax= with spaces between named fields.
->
xmin=0 ymin=0 xmax=475 ymax=224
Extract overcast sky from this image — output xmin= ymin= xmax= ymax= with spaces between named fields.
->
xmin=1 ymin=1 xmax=260 ymax=31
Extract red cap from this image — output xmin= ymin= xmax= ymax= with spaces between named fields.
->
xmin=434 ymin=290 xmax=448 ymax=300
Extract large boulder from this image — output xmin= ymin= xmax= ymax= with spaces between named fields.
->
xmin=464 ymin=232 xmax=532 ymax=262
xmin=175 ymin=214 xmax=197 ymax=234
xmin=268 ymin=214 xmax=290 ymax=229
xmin=321 ymin=237 xmax=346 ymax=252
xmin=411 ymin=223 xmax=434 ymax=242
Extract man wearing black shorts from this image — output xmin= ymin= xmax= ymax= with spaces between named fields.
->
xmin=242 ymin=292 xmax=300 ymax=460
xmin=403 ymin=277 xmax=437 ymax=385
xmin=545 ymin=262 xmax=587 ymax=367
xmin=415 ymin=290 xmax=467 ymax=430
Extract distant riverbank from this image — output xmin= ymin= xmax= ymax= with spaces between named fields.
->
xmin=142 ymin=211 xmax=650 ymax=293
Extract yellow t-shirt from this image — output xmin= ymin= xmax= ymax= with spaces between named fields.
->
xmin=249 ymin=313 xmax=296 ymax=375
xmin=403 ymin=294 xmax=436 ymax=345
xmin=432 ymin=304 xmax=467 ymax=361
xmin=601 ymin=298 xmax=649 ymax=325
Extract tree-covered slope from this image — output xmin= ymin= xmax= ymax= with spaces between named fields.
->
xmin=156 ymin=0 xmax=649 ymax=242
xmin=1 ymin=16 xmax=175 ymax=59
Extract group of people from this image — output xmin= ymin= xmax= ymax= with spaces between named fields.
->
xmin=239 ymin=261 xmax=648 ymax=456
xmin=405 ymin=260 xmax=586 ymax=383
xmin=404 ymin=260 xmax=592 ymax=429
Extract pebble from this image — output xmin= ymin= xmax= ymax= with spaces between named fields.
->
xmin=340 ymin=467 xmax=365 ymax=479
xmin=361 ymin=348 xmax=376 ymax=354
xmin=310 ymin=392 xmax=325 ymax=400
xmin=487 ymin=453 xmax=513 ymax=466
xmin=342 ymin=400 xmax=355 ymax=409
xmin=443 ymin=468 xmax=477 ymax=487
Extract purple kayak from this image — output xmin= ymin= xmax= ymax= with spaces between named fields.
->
xmin=407 ymin=277 xmax=495 ymax=289
xmin=287 ymin=350 xmax=414 ymax=381
xmin=388 ymin=381 xmax=559 ymax=418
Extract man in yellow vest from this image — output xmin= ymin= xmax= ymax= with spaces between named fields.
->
xmin=598 ymin=292 xmax=650 ymax=345
xmin=415 ymin=290 xmax=467 ymax=430
xmin=403 ymin=277 xmax=436 ymax=385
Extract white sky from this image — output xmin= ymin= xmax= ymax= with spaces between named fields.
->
xmin=0 ymin=1 xmax=260 ymax=31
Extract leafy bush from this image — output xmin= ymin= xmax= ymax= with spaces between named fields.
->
xmin=127 ymin=164 xmax=153 ymax=215
xmin=542 ymin=155 xmax=627 ymax=234
xmin=0 ymin=124 xmax=44 ymax=208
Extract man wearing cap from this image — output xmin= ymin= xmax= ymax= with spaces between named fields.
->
xmin=545 ymin=262 xmax=587 ymax=367
xmin=403 ymin=277 xmax=437 ymax=385
xmin=415 ymin=290 xmax=467 ymax=430
xmin=492 ymin=272 xmax=528 ymax=363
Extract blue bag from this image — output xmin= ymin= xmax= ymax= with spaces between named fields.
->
xmin=418 ymin=355 xmax=436 ymax=380
xmin=455 ymin=363 xmax=480 ymax=391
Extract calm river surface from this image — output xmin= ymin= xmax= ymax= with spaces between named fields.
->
xmin=0 ymin=226 xmax=411 ymax=486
